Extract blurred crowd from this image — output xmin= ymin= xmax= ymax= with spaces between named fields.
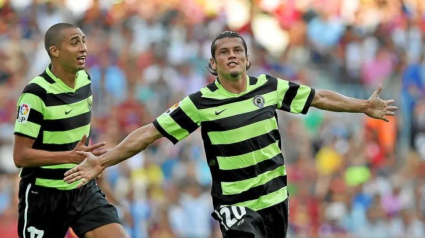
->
xmin=1 ymin=0 xmax=425 ymax=237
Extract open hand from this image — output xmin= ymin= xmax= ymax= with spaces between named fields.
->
xmin=71 ymin=135 xmax=107 ymax=163
xmin=365 ymin=84 xmax=398 ymax=122
xmin=64 ymin=151 xmax=104 ymax=188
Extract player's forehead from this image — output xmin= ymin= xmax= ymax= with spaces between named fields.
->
xmin=61 ymin=27 xmax=85 ymax=41
xmin=215 ymin=37 xmax=244 ymax=51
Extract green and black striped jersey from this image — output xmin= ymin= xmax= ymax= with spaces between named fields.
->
xmin=153 ymin=74 xmax=315 ymax=211
xmin=14 ymin=65 xmax=93 ymax=190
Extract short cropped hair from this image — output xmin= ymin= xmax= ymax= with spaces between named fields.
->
xmin=44 ymin=23 xmax=78 ymax=57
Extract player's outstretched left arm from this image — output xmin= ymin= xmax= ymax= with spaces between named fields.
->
xmin=64 ymin=123 xmax=162 ymax=188
xmin=311 ymin=83 xmax=398 ymax=122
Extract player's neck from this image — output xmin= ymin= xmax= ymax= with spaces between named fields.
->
xmin=218 ymin=72 xmax=247 ymax=94
xmin=50 ymin=63 xmax=77 ymax=89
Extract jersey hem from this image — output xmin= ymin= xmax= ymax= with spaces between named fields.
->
xmin=301 ymin=88 xmax=316 ymax=114
xmin=152 ymin=120 xmax=179 ymax=144
xmin=14 ymin=132 xmax=37 ymax=140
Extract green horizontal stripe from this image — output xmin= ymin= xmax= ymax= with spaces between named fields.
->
xmin=276 ymin=79 xmax=289 ymax=109
xmin=180 ymin=96 xmax=200 ymax=126
xmin=18 ymin=93 xmax=46 ymax=113
xmin=43 ymin=124 xmax=90 ymax=144
xmin=31 ymin=77 xmax=53 ymax=91
xmin=221 ymin=165 xmax=286 ymax=195
xmin=15 ymin=121 xmax=41 ymax=138
xmin=217 ymin=142 xmax=281 ymax=170
xmin=232 ymin=186 xmax=288 ymax=211
xmin=200 ymin=75 xmax=268 ymax=100
xmin=156 ymin=114 xmax=188 ymax=141
xmin=47 ymin=76 xmax=91 ymax=94
xmin=35 ymin=178 xmax=79 ymax=190
xmin=41 ymin=163 xmax=76 ymax=169
xmin=290 ymin=85 xmax=311 ymax=113
xmin=208 ymin=117 xmax=278 ymax=145
xmin=199 ymin=91 xmax=277 ymax=122
xmin=45 ymin=95 xmax=92 ymax=120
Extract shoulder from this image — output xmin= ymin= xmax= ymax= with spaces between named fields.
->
xmin=257 ymin=74 xmax=281 ymax=83
xmin=21 ymin=76 xmax=52 ymax=101
xmin=198 ymin=81 xmax=218 ymax=98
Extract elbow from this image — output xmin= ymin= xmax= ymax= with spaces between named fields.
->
xmin=13 ymin=155 xmax=24 ymax=168
xmin=13 ymin=150 xmax=27 ymax=168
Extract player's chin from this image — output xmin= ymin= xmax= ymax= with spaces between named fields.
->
xmin=229 ymin=70 xmax=241 ymax=78
xmin=76 ymin=64 xmax=85 ymax=71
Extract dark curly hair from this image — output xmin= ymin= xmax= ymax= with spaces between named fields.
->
xmin=208 ymin=31 xmax=251 ymax=76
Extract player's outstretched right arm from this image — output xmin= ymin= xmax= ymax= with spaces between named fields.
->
xmin=64 ymin=123 xmax=163 ymax=187
xmin=13 ymin=134 xmax=107 ymax=168
xmin=64 ymin=93 xmax=202 ymax=187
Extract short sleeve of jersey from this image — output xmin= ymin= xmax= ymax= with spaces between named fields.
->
xmin=14 ymin=84 xmax=45 ymax=139
xmin=153 ymin=93 xmax=201 ymax=144
xmin=276 ymin=77 xmax=315 ymax=114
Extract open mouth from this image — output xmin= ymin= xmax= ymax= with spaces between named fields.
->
xmin=227 ymin=62 xmax=238 ymax=67
xmin=77 ymin=56 xmax=86 ymax=64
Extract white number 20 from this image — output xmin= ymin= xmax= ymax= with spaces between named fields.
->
xmin=217 ymin=206 xmax=247 ymax=230
xmin=27 ymin=226 xmax=44 ymax=238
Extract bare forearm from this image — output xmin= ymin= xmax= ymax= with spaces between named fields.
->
xmin=15 ymin=149 xmax=74 ymax=168
xmin=311 ymin=90 xmax=369 ymax=113
xmin=98 ymin=124 xmax=160 ymax=169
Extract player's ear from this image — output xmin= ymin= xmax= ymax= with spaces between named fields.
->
xmin=49 ymin=46 xmax=59 ymax=58
xmin=210 ymin=58 xmax=217 ymax=71
xmin=246 ymin=55 xmax=251 ymax=71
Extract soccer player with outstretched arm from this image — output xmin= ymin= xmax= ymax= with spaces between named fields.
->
xmin=14 ymin=23 xmax=128 ymax=238
xmin=64 ymin=31 xmax=397 ymax=238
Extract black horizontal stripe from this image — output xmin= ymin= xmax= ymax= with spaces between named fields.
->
xmin=22 ymin=83 xmax=47 ymax=103
xmin=280 ymin=81 xmax=299 ymax=112
xmin=170 ymin=107 xmax=199 ymax=134
xmin=301 ymin=88 xmax=316 ymax=114
xmin=201 ymin=105 xmax=275 ymax=132
xmin=198 ymin=80 xmax=275 ymax=109
xmin=219 ymin=174 xmax=287 ymax=205
xmin=213 ymin=130 xmax=281 ymax=157
xmin=169 ymin=91 xmax=202 ymax=134
xmin=35 ymin=168 xmax=71 ymax=180
xmin=39 ymin=70 xmax=56 ymax=84
xmin=45 ymin=84 xmax=92 ymax=106
xmin=34 ymin=141 xmax=79 ymax=151
xmin=249 ymin=76 xmax=258 ymax=85
xmin=153 ymin=119 xmax=178 ymax=144
xmin=27 ymin=108 xmax=44 ymax=125
xmin=206 ymin=82 xmax=219 ymax=92
xmin=219 ymin=154 xmax=285 ymax=183
xmin=44 ymin=111 xmax=91 ymax=132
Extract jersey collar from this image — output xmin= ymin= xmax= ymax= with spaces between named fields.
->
xmin=45 ymin=64 xmax=78 ymax=92
xmin=215 ymin=74 xmax=251 ymax=96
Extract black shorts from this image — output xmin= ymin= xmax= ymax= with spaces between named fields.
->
xmin=212 ymin=199 xmax=289 ymax=238
xmin=17 ymin=180 xmax=121 ymax=238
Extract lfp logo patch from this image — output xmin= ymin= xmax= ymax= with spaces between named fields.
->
xmin=166 ymin=102 xmax=180 ymax=114
xmin=18 ymin=103 xmax=31 ymax=123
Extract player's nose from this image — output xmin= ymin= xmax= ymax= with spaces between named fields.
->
xmin=228 ymin=51 xmax=236 ymax=59
xmin=79 ymin=43 xmax=87 ymax=53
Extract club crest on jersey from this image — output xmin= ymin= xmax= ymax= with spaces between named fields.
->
xmin=87 ymin=97 xmax=92 ymax=110
xmin=166 ymin=102 xmax=180 ymax=114
xmin=253 ymin=95 xmax=265 ymax=108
